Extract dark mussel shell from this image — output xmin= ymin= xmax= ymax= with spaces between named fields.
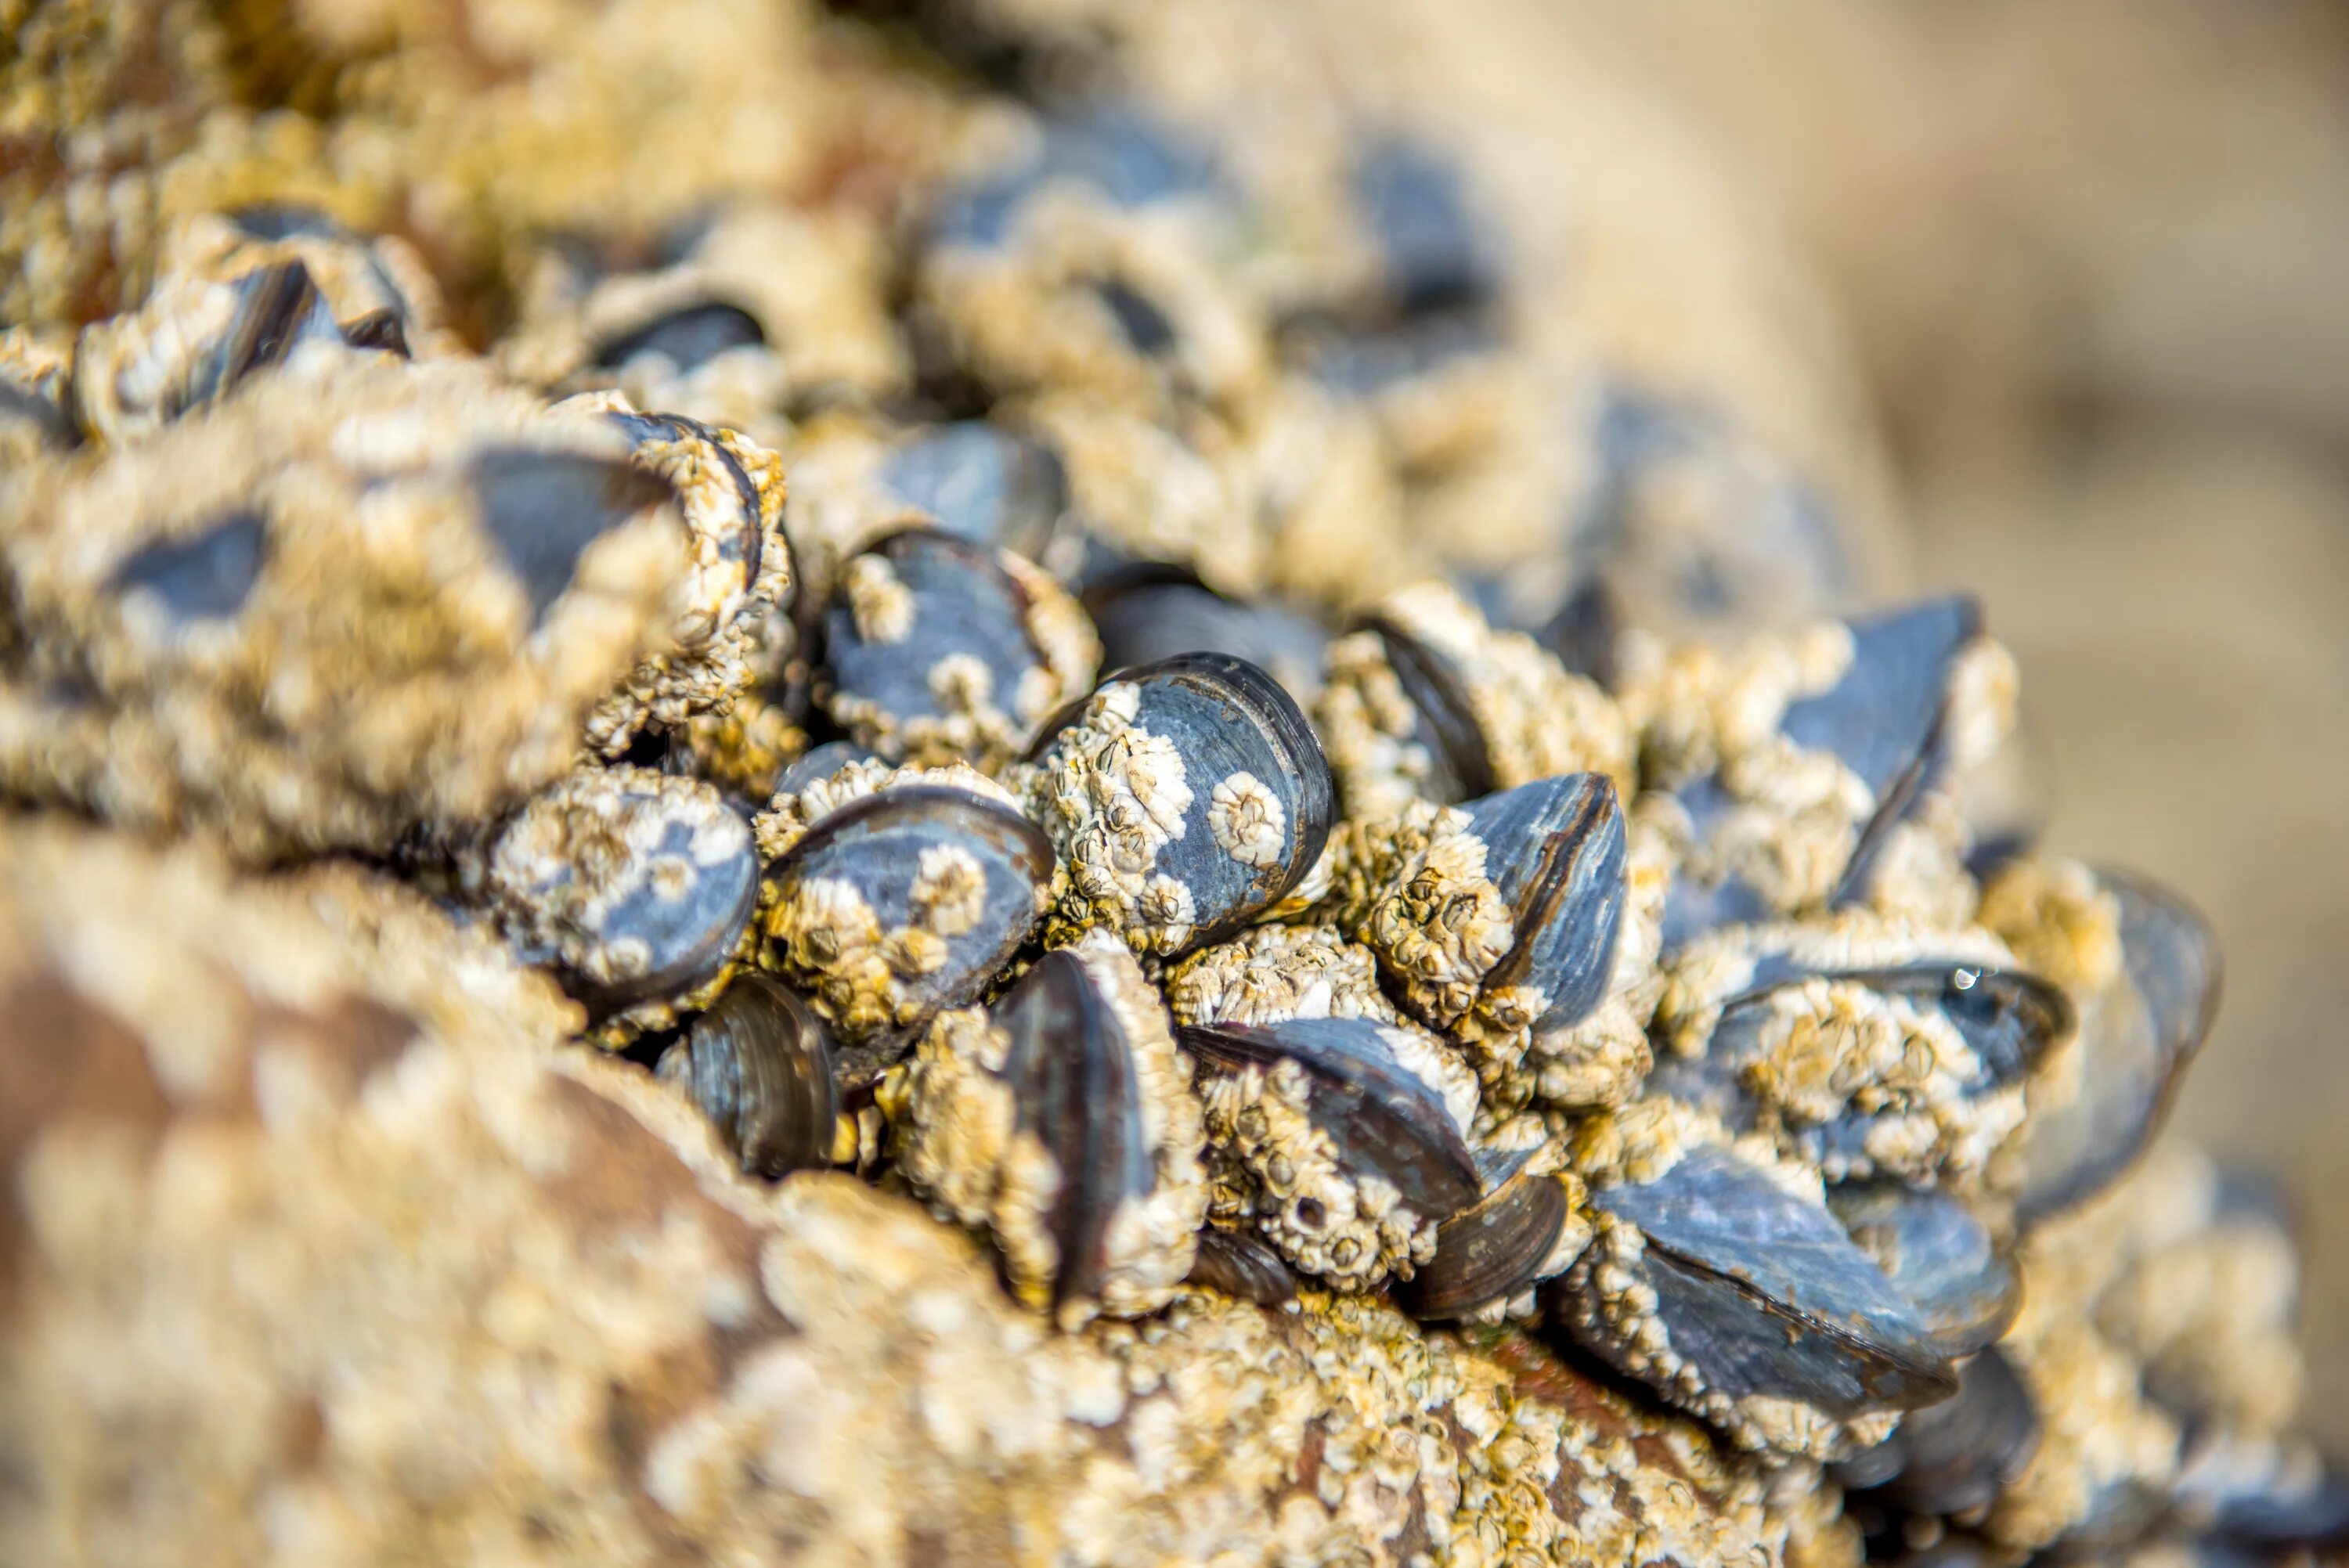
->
xmin=1180 ymin=1017 xmax=1480 ymax=1220
xmin=482 ymin=770 xmax=760 ymax=1015
xmin=1535 ymin=577 xmax=1623 ymax=693
xmin=1082 ymin=564 xmax=1329 ymax=708
xmin=1395 ymin=1148 xmax=1577 ymax=1321
xmin=467 ymin=447 xmax=680 ymax=626
xmin=1570 ymin=1145 xmax=1959 ymax=1424
xmin=821 ymin=526 xmax=1077 ymax=764
xmin=992 ymin=946 xmax=1163 ymax=1314
xmin=1568 ymin=383 xmax=1853 ymax=640
xmin=2015 ymin=871 xmax=2222 ymax=1227
xmin=762 ymin=784 xmax=1054 ymax=1074
xmin=1657 ymin=596 xmax=1982 ymax=950
xmin=108 ymin=509 xmax=269 ymax=627
xmin=203 ymin=259 xmax=348 ymax=404
xmin=1028 ymin=652 xmax=1333 ymax=954
xmin=1827 ymin=1182 xmax=2021 ymax=1359
xmin=1459 ymin=772 xmax=1627 ymax=1036
xmin=602 ymin=408 xmax=767 ymax=582
xmin=1693 ymin=950 xmax=2071 ymax=1181
xmin=1835 ymin=1346 xmax=2040 ymax=1519
xmin=659 ymin=974 xmax=838 ymax=1177
xmin=1362 ymin=612 xmax=1494 ymax=805
xmin=1350 ymin=134 xmax=1500 ymax=322
xmin=2190 ymin=1446 xmax=2349 ymax=1553
xmin=592 ymin=300 xmax=768 ymax=374
xmin=877 ymin=421 xmax=1068 ymax=559
xmin=1184 ymin=1226 xmax=1299 ymax=1307
xmin=926 ymin=106 xmax=1220 ymax=252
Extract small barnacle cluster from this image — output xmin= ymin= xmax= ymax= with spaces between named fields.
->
xmin=0 ymin=2 xmax=2333 ymax=1564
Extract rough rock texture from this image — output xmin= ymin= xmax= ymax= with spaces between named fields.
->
xmin=0 ymin=820 xmax=1814 ymax=1566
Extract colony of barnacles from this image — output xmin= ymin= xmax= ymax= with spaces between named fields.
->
xmin=0 ymin=0 xmax=2335 ymax=1564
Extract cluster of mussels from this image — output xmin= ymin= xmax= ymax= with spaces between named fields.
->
xmin=1 ymin=16 xmax=2338 ymax=1566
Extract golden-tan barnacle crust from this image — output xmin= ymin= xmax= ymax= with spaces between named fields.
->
xmin=0 ymin=355 xmax=691 ymax=861
xmin=879 ymin=931 xmax=1208 ymax=1328
xmin=1654 ymin=914 xmax=2040 ymax=1184
xmin=1009 ymin=393 xmax=1262 ymax=597
xmin=749 ymin=753 xmax=1023 ymax=864
xmin=1232 ymin=377 xmax=1423 ymax=611
xmin=1161 ymin=924 xmax=1399 ymax=1029
xmin=474 ymin=764 xmax=757 ymax=1004
xmin=0 ymin=819 xmax=1811 ymax=1565
xmin=1329 ymin=798 xmax=1514 ymax=1032
xmin=502 ymin=204 xmax=907 ymax=436
xmin=1314 ymin=580 xmax=1634 ymax=821
xmin=916 ymin=173 xmax=1269 ymax=418
xmin=65 ymin=256 xmax=348 ymax=445
xmin=1195 ymin=1018 xmax=1480 ymax=1292
xmin=1986 ymin=1144 xmax=2313 ymax=1555
xmin=1979 ymin=853 xmax=2127 ymax=997
xmin=549 ymin=391 xmax=795 ymax=756
xmin=0 ymin=326 xmax=75 ymax=468
xmin=1016 ymin=678 xmax=1202 ymax=953
xmin=673 ymin=697 xmax=810 ymax=806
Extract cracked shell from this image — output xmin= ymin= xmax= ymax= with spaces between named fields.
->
xmin=1182 ymin=1015 xmax=1480 ymax=1291
xmin=657 ymin=972 xmax=839 ymax=1177
xmin=879 ymin=930 xmax=1208 ymax=1329
xmin=1019 ymin=652 xmax=1333 ymax=956
xmin=482 ymin=765 xmax=760 ymax=1011
xmin=758 ymin=783 xmax=1054 ymax=1081
xmin=819 ymin=525 xmax=1098 ymax=770
xmin=1558 ymin=1141 xmax=1960 ymax=1461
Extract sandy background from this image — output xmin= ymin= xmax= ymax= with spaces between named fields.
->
xmin=1567 ymin=0 xmax=2349 ymax=1444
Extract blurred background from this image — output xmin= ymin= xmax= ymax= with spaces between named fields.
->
xmin=1571 ymin=0 xmax=2349 ymax=1443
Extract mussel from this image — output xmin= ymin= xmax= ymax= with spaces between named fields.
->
xmin=1182 ymin=1015 xmax=1479 ymax=1290
xmin=760 ymin=782 xmax=1055 ymax=1079
xmin=2013 ymin=871 xmax=2222 ymax=1227
xmin=1557 ymin=1142 xmax=1959 ymax=1460
xmin=483 ymin=766 xmax=760 ymax=1011
xmin=1021 ymin=653 xmax=1333 ymax=956
xmin=659 ymin=973 xmax=839 ymax=1177
xmin=819 ymin=525 xmax=1098 ymax=770
xmin=882 ymin=930 xmax=1208 ymax=1329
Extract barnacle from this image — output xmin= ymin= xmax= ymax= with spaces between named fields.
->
xmin=0 ymin=3 xmax=2327 ymax=1565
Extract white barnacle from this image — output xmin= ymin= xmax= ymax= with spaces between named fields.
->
xmin=1207 ymin=772 xmax=1286 ymax=869
xmin=927 ymin=651 xmax=994 ymax=714
xmin=843 ymin=553 xmax=915 ymax=644
xmin=910 ymin=842 xmax=989 ymax=937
